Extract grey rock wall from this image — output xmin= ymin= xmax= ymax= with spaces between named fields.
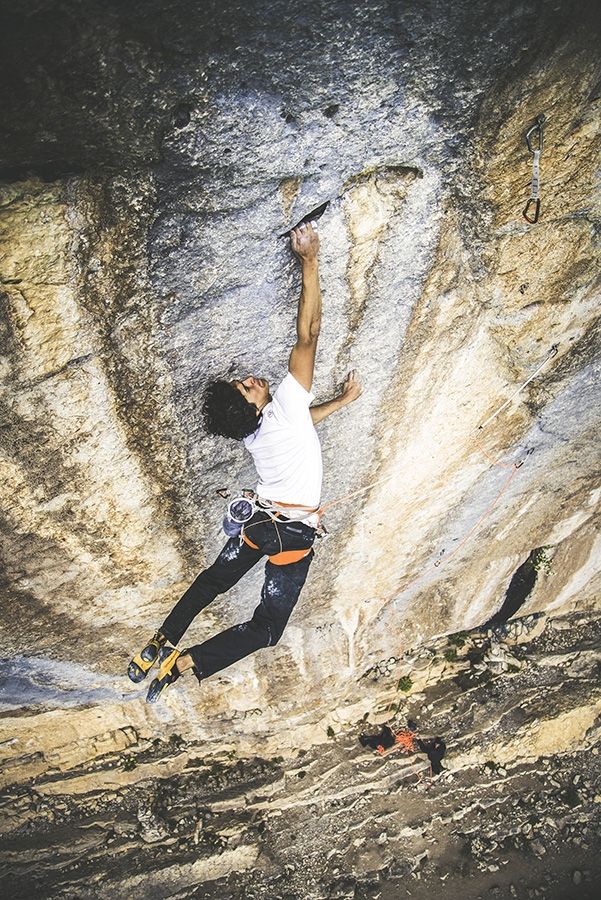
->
xmin=1 ymin=0 xmax=600 ymax=750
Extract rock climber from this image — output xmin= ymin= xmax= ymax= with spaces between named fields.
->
xmin=128 ymin=219 xmax=362 ymax=702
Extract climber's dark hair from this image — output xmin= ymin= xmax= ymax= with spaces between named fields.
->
xmin=202 ymin=380 xmax=261 ymax=440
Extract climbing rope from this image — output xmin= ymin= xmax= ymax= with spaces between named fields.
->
xmin=376 ymin=726 xmax=434 ymax=785
xmin=224 ymin=345 xmax=560 ymax=783
xmin=523 ymin=114 xmax=545 ymax=224
xmin=380 ymin=448 xmax=521 ymax=612
xmin=231 ymin=344 xmax=558 ymax=537
xmin=378 ymin=726 xmax=417 ymax=755
xmin=319 ymin=343 xmax=558 ymax=523
xmin=473 ymin=344 xmax=557 ymax=435
xmin=357 ymin=345 xmax=559 ymax=778
xmin=376 ymin=344 xmax=558 ymax=590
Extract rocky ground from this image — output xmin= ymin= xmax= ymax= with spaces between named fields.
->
xmin=1 ymin=611 xmax=600 ymax=900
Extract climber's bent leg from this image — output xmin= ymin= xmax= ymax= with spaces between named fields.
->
xmin=187 ymin=551 xmax=314 ymax=681
xmin=160 ymin=538 xmax=263 ymax=646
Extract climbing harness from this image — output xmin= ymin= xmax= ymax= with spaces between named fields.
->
xmin=523 ymin=114 xmax=545 ymax=224
xmin=256 ymin=494 xmax=321 ymax=524
xmin=233 ymin=490 xmax=328 ymax=538
xmin=221 ymin=491 xmax=319 ymax=564
xmin=242 ymin=529 xmax=313 ymax=566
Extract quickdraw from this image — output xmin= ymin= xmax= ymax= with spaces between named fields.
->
xmin=523 ymin=113 xmax=545 ymax=224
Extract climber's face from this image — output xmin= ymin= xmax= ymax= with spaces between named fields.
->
xmin=233 ymin=376 xmax=271 ymax=413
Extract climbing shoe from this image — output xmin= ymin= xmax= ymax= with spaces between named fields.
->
xmin=127 ymin=632 xmax=167 ymax=683
xmin=146 ymin=647 xmax=182 ymax=703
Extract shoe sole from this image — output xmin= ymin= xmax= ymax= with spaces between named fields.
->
xmin=146 ymin=676 xmax=169 ymax=703
xmin=127 ymin=661 xmax=149 ymax=684
xmin=145 ymin=649 xmax=181 ymax=703
xmin=127 ymin=640 xmax=162 ymax=683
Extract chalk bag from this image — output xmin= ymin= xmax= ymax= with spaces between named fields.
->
xmin=223 ymin=496 xmax=255 ymax=537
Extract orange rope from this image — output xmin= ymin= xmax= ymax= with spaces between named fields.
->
xmin=376 ymin=726 xmax=434 ymax=785
xmin=316 ymin=345 xmax=557 ymax=521
xmin=368 ymin=445 xmax=520 ymax=785
xmin=380 ymin=455 xmax=520 ymax=615
xmin=470 ymin=435 xmax=517 ymax=470
xmin=347 ymin=347 xmax=558 ymax=782
xmin=395 ymin=728 xmax=418 ymax=753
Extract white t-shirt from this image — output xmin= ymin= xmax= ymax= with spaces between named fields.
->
xmin=244 ymin=372 xmax=322 ymax=520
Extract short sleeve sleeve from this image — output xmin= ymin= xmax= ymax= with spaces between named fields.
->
xmin=272 ymin=372 xmax=314 ymax=424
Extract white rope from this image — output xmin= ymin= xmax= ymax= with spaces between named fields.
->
xmin=474 ymin=344 xmax=558 ymax=435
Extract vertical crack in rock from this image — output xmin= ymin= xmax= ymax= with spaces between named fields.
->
xmin=67 ymin=171 xmax=195 ymax=554
xmin=341 ymin=165 xmax=420 ymax=335
xmin=0 ymin=176 xmax=187 ymax=664
xmin=277 ymin=176 xmax=303 ymax=224
xmin=485 ymin=547 xmax=551 ymax=626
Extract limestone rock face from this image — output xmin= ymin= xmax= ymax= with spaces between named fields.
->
xmin=1 ymin=0 xmax=600 ymax=751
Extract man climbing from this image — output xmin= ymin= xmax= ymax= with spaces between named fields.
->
xmin=128 ymin=220 xmax=362 ymax=702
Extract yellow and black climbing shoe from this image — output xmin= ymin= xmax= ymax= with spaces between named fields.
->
xmin=127 ymin=632 xmax=167 ymax=683
xmin=146 ymin=647 xmax=182 ymax=703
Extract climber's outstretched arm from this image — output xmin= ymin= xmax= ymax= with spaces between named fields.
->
xmin=310 ymin=370 xmax=363 ymax=425
xmin=288 ymin=222 xmax=321 ymax=393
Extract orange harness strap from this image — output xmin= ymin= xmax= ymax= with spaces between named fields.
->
xmin=268 ymin=547 xmax=312 ymax=565
xmin=242 ymin=532 xmax=312 ymax=566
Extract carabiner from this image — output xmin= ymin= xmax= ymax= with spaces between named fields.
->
xmin=525 ymin=114 xmax=545 ymax=154
xmin=523 ymin=197 xmax=540 ymax=224
xmin=523 ymin=114 xmax=545 ymax=224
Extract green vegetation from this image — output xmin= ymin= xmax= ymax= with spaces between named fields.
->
xmin=121 ymin=757 xmax=137 ymax=772
xmin=207 ymin=760 xmax=230 ymax=778
xmin=448 ymin=631 xmax=469 ymax=648
xmin=444 ymin=648 xmax=458 ymax=662
xmin=531 ymin=546 xmax=553 ymax=576
xmin=326 ymin=726 xmax=335 ymax=738
xmin=397 ymin=675 xmax=413 ymax=692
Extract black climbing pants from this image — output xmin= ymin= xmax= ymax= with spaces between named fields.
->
xmin=160 ymin=511 xmax=316 ymax=681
